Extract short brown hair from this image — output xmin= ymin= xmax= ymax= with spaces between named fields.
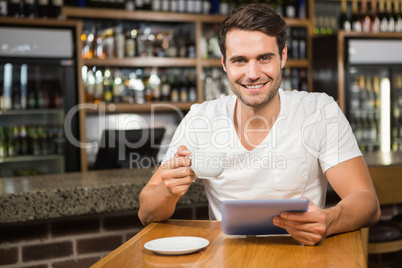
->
xmin=219 ymin=3 xmax=287 ymax=63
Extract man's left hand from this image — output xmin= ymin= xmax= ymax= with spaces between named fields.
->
xmin=273 ymin=198 xmax=328 ymax=246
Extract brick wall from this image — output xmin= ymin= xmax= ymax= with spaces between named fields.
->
xmin=0 ymin=203 xmax=209 ymax=268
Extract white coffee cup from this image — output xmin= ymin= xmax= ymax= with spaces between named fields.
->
xmin=188 ymin=151 xmax=227 ymax=179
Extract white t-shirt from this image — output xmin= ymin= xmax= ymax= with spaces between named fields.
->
xmin=164 ymin=89 xmax=362 ymax=220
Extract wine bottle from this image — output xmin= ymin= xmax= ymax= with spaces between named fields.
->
xmin=112 ymin=70 xmax=123 ymax=103
xmin=152 ymin=0 xmax=161 ymax=11
xmin=360 ymin=0 xmax=372 ymax=32
xmin=103 ymin=69 xmax=113 ymax=103
xmin=125 ymin=0 xmax=134 ymax=10
xmin=0 ymin=0 xmax=7 ymax=16
xmin=366 ymin=76 xmax=375 ymax=109
xmin=351 ymin=0 xmax=362 ymax=31
xmin=373 ymin=75 xmax=380 ymax=109
xmin=135 ymin=0 xmax=144 ymax=10
xmin=24 ymin=0 xmax=35 ymax=18
xmin=284 ymin=0 xmax=297 ymax=18
xmin=0 ymin=126 xmax=7 ymax=158
xmin=378 ymin=0 xmax=388 ymax=31
xmin=93 ymin=70 xmax=104 ymax=104
xmin=339 ymin=0 xmax=351 ymax=31
xmin=395 ymin=0 xmax=402 ymax=32
xmin=161 ymin=0 xmax=169 ymax=11
xmin=386 ymin=0 xmax=395 ymax=32
xmin=170 ymin=0 xmax=178 ymax=12
xmin=50 ymin=0 xmax=62 ymax=19
xmin=351 ymin=76 xmax=361 ymax=111
xmin=359 ymin=75 xmax=367 ymax=109
xmin=20 ymin=64 xmax=27 ymax=110
xmin=8 ymin=0 xmax=22 ymax=17
xmin=219 ymin=0 xmax=229 ymax=15
xmin=160 ymin=74 xmax=170 ymax=101
xmin=370 ymin=0 xmax=380 ymax=32
xmin=143 ymin=0 xmax=151 ymax=10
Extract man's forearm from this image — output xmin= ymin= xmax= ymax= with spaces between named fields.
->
xmin=324 ymin=190 xmax=381 ymax=237
xmin=138 ymin=182 xmax=180 ymax=226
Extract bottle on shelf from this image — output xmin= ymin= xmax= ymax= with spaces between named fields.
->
xmin=0 ymin=126 xmax=7 ymax=158
xmin=125 ymin=0 xmax=135 ymax=10
xmin=386 ymin=0 xmax=395 ymax=31
xmin=161 ymin=0 xmax=169 ymax=12
xmin=370 ymin=0 xmax=380 ymax=32
xmin=219 ymin=0 xmax=229 ymax=15
xmin=143 ymin=0 xmax=151 ymax=10
xmin=7 ymin=0 xmax=22 ymax=17
xmin=169 ymin=73 xmax=180 ymax=102
xmin=160 ymin=74 xmax=171 ymax=101
xmin=177 ymin=0 xmax=186 ymax=13
xmin=291 ymin=28 xmax=299 ymax=59
xmin=85 ymin=69 xmax=96 ymax=103
xmin=24 ymin=0 xmax=35 ymax=18
xmin=360 ymin=0 xmax=372 ymax=32
xmin=358 ymin=75 xmax=367 ymax=110
xmin=339 ymin=0 xmax=351 ymax=31
xmin=152 ymin=0 xmax=161 ymax=11
xmin=20 ymin=64 xmax=27 ymax=110
xmin=395 ymin=0 xmax=402 ymax=32
xmin=112 ymin=70 xmax=124 ymax=102
xmin=94 ymin=31 xmax=105 ymax=59
xmin=135 ymin=0 xmax=144 ymax=10
xmin=125 ymin=28 xmax=137 ymax=57
xmin=37 ymin=0 xmax=50 ymax=18
xmin=373 ymin=75 xmax=381 ymax=109
xmin=93 ymin=69 xmax=104 ymax=104
xmin=0 ymin=0 xmax=7 ymax=16
xmin=378 ymin=0 xmax=389 ymax=31
xmin=50 ymin=0 xmax=63 ymax=19
xmin=115 ymin=26 xmax=125 ymax=59
xmin=284 ymin=0 xmax=297 ymax=18
xmin=19 ymin=125 xmax=29 ymax=155
xmin=365 ymin=75 xmax=375 ymax=110
xmin=103 ymin=69 xmax=113 ymax=102
xmin=351 ymin=0 xmax=362 ymax=32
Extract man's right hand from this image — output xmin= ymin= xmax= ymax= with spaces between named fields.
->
xmin=160 ymin=145 xmax=195 ymax=197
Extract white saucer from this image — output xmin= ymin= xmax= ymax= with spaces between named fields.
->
xmin=144 ymin=236 xmax=210 ymax=255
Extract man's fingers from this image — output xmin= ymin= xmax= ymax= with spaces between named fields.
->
xmin=162 ymin=156 xmax=191 ymax=169
xmin=177 ymin=145 xmax=191 ymax=157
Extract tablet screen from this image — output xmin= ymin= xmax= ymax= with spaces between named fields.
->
xmin=221 ymin=199 xmax=309 ymax=235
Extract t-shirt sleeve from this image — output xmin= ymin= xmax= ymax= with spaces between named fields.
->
xmin=317 ymin=99 xmax=362 ymax=173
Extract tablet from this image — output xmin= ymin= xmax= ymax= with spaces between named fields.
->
xmin=221 ymin=199 xmax=310 ymax=236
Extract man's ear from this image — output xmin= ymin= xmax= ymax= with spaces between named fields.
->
xmin=221 ymin=56 xmax=227 ymax=72
xmin=281 ymin=45 xmax=288 ymax=69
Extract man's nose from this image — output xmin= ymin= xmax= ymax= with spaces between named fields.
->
xmin=246 ymin=61 xmax=260 ymax=80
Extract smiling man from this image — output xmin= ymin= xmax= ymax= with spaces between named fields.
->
xmin=138 ymin=3 xmax=380 ymax=246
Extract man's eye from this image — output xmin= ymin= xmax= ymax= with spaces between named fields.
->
xmin=261 ymin=56 xmax=270 ymax=61
xmin=235 ymin=59 xmax=244 ymax=63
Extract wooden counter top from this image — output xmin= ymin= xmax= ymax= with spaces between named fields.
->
xmin=92 ymin=219 xmax=366 ymax=268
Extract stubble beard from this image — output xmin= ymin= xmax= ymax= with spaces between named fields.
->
xmin=228 ymin=71 xmax=282 ymax=108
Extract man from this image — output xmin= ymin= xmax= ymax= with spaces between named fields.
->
xmin=138 ymin=3 xmax=380 ymax=246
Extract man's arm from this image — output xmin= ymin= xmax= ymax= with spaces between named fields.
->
xmin=323 ymin=156 xmax=381 ymax=234
xmin=138 ymin=146 xmax=195 ymax=226
xmin=273 ymin=156 xmax=380 ymax=246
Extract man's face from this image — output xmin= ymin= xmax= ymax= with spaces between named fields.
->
xmin=222 ymin=29 xmax=287 ymax=108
